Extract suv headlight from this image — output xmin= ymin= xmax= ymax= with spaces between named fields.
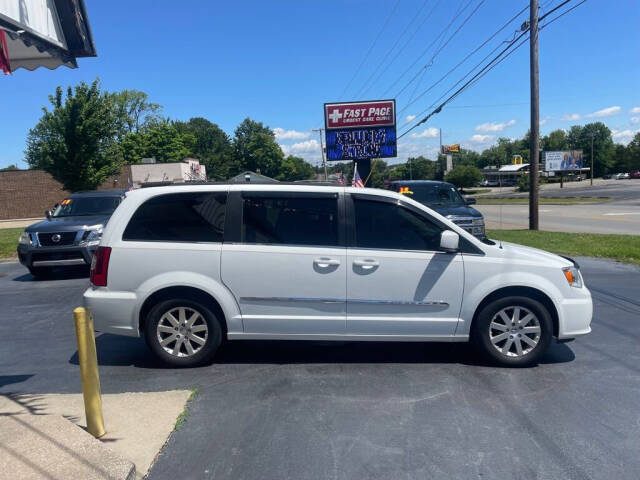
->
xmin=84 ymin=226 xmax=103 ymax=246
xmin=562 ymin=266 xmax=582 ymax=288
xmin=18 ymin=231 xmax=31 ymax=245
xmin=472 ymin=218 xmax=484 ymax=226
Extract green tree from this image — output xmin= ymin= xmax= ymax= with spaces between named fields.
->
xmin=25 ymin=80 xmax=123 ymax=191
xmin=567 ymin=122 xmax=614 ymax=176
xmin=174 ymin=117 xmax=236 ymax=180
xmin=233 ymin=118 xmax=275 ymax=168
xmin=112 ymin=90 xmax=162 ymax=135
xmin=0 ymin=164 xmax=19 ymax=171
xmin=444 ymin=165 xmax=482 ymax=189
xmin=542 ymin=129 xmax=568 ymax=151
xmin=245 ymin=132 xmax=285 ymax=178
xmin=278 ymin=155 xmax=315 ymax=181
xmin=122 ymin=122 xmax=194 ymax=165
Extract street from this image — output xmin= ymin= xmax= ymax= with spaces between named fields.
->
xmin=1 ymin=258 xmax=639 ymax=480
xmin=476 ymin=180 xmax=640 ymax=234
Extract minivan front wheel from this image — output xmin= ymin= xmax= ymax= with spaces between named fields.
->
xmin=144 ymin=299 xmax=222 ymax=367
xmin=472 ymin=296 xmax=552 ymax=367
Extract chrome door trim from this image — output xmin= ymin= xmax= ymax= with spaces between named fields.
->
xmin=240 ymin=296 xmax=344 ymax=304
xmin=349 ymin=299 xmax=449 ymax=307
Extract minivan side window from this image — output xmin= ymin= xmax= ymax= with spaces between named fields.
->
xmin=353 ymin=198 xmax=443 ymax=251
xmin=123 ymin=192 xmax=227 ymax=242
xmin=242 ymin=195 xmax=339 ymax=247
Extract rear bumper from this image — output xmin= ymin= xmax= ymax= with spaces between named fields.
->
xmin=18 ymin=244 xmax=96 ymax=268
xmin=83 ymin=287 xmax=140 ymax=337
xmin=557 ymin=291 xmax=593 ymax=339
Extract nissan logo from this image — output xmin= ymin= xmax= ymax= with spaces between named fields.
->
xmin=51 ymin=234 xmax=61 ymax=243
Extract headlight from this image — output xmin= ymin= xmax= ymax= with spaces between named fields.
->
xmin=472 ymin=218 xmax=484 ymax=226
xmin=562 ymin=266 xmax=582 ymax=288
xmin=18 ymin=231 xmax=31 ymax=245
xmin=84 ymin=226 xmax=103 ymax=245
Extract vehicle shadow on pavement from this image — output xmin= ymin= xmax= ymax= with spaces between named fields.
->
xmin=13 ymin=267 xmax=89 ymax=282
xmin=68 ymin=335 xmax=575 ymax=369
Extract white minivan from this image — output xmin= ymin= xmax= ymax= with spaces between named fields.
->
xmin=84 ymin=184 xmax=592 ymax=367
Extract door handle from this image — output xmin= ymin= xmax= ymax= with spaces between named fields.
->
xmin=314 ymin=257 xmax=340 ymax=267
xmin=353 ymin=259 xmax=379 ymax=269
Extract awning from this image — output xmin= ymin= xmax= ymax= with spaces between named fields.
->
xmin=0 ymin=0 xmax=95 ymax=73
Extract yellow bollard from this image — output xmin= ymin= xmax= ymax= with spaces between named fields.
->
xmin=73 ymin=307 xmax=105 ymax=438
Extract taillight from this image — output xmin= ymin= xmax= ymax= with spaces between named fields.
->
xmin=90 ymin=246 xmax=112 ymax=287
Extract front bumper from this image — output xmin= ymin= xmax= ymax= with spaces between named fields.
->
xmin=557 ymin=291 xmax=593 ymax=339
xmin=17 ymin=243 xmax=97 ymax=268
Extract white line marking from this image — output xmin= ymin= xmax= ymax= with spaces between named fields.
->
xmin=603 ymin=213 xmax=640 ymax=216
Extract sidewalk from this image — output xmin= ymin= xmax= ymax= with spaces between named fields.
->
xmin=0 ymin=390 xmax=192 ymax=479
xmin=0 ymin=218 xmax=42 ymax=229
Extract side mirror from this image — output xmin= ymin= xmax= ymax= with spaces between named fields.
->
xmin=440 ymin=230 xmax=459 ymax=253
xmin=465 ymin=197 xmax=476 ymax=205
xmin=45 ymin=210 xmax=52 ymax=220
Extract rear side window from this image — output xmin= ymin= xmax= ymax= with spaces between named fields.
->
xmin=242 ymin=195 xmax=339 ymax=247
xmin=353 ymin=198 xmax=443 ymax=251
xmin=123 ymin=192 xmax=227 ymax=242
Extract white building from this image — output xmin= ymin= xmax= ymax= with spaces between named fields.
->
xmin=131 ymin=159 xmax=206 ymax=187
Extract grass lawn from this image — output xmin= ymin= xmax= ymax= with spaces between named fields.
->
xmin=477 ymin=196 xmax=611 ymax=205
xmin=0 ymin=228 xmax=22 ymax=259
xmin=487 ymin=230 xmax=640 ymax=266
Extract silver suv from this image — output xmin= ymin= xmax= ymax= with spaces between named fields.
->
xmin=85 ymin=184 xmax=592 ymax=367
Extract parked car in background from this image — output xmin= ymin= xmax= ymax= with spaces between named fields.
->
xmin=17 ymin=190 xmax=125 ymax=277
xmin=84 ymin=184 xmax=592 ymax=368
xmin=389 ymin=180 xmax=485 ymax=238
xmin=614 ymin=173 xmax=630 ymax=180
xmin=629 ymin=171 xmax=640 ymax=179
xmin=479 ymin=179 xmax=499 ymax=187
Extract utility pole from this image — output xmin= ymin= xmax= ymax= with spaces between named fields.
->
xmin=590 ymin=132 xmax=595 ymax=186
xmin=529 ymin=0 xmax=540 ymax=230
xmin=312 ymin=128 xmax=328 ymax=181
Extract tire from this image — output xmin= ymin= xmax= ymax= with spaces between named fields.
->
xmin=471 ymin=296 xmax=553 ymax=367
xmin=28 ymin=266 xmax=51 ymax=278
xmin=144 ymin=299 xmax=222 ymax=367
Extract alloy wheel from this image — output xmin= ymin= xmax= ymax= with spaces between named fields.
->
xmin=489 ymin=306 xmax=541 ymax=358
xmin=156 ymin=306 xmax=209 ymax=357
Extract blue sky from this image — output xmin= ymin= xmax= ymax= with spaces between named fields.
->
xmin=2 ymin=0 xmax=639 ymax=169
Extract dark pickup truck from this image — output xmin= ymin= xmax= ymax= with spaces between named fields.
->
xmin=17 ymin=190 xmax=125 ymax=277
xmin=389 ymin=180 xmax=485 ymax=238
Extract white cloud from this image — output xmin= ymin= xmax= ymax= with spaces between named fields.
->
xmin=273 ymin=127 xmax=311 ymax=141
xmin=630 ymin=107 xmax=640 ymax=114
xmin=411 ymin=127 xmax=439 ymax=139
xmin=469 ymin=134 xmax=494 ymax=144
xmin=474 ymin=119 xmax=516 ymax=132
xmin=631 ymin=117 xmax=640 ymax=124
xmin=586 ymin=106 xmax=621 ymax=118
xmin=539 ymin=118 xmax=549 ymax=126
xmin=611 ymin=128 xmax=639 ymax=145
xmin=561 ymin=113 xmax=581 ymax=121
xmin=279 ymin=139 xmax=320 ymax=156
xmin=405 ymin=114 xmax=416 ymax=123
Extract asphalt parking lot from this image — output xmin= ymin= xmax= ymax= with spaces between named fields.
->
xmin=1 ymin=258 xmax=639 ymax=480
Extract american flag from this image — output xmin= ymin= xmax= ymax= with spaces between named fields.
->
xmin=352 ymin=164 xmax=364 ymax=188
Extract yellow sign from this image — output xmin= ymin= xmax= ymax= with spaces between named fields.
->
xmin=442 ymin=144 xmax=460 ymax=153
xmin=398 ymin=186 xmax=414 ymax=195
xmin=512 ymin=155 xmax=523 ymax=165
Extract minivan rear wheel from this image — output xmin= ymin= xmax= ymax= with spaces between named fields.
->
xmin=472 ymin=296 xmax=552 ymax=367
xmin=144 ymin=299 xmax=222 ymax=367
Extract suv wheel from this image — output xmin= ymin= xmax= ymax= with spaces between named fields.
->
xmin=472 ymin=296 xmax=552 ymax=367
xmin=144 ymin=299 xmax=222 ymax=367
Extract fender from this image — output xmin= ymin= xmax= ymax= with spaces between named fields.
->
xmin=134 ymin=271 xmax=243 ymax=335
xmin=457 ymin=270 xmax=564 ymax=336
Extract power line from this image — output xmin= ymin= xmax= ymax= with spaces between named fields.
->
xmin=396 ymin=3 xmax=528 ymax=114
xmin=397 ymin=0 xmax=586 ymax=140
xmin=338 ymin=0 xmax=401 ymax=100
xmin=394 ymin=0 xmax=487 ymax=100
xmin=398 ymin=29 xmax=530 ymax=139
xmin=353 ymin=0 xmax=442 ymax=99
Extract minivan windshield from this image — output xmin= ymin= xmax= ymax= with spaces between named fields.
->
xmin=52 ymin=196 xmax=121 ymax=217
xmin=394 ymin=183 xmax=466 ymax=208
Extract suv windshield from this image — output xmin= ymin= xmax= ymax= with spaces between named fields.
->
xmin=394 ymin=183 xmax=465 ymax=208
xmin=52 ymin=196 xmax=121 ymax=217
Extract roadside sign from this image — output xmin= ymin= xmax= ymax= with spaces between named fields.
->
xmin=544 ymin=150 xmax=584 ymax=171
xmin=441 ymin=144 xmax=460 ymax=153
xmin=323 ymin=99 xmax=396 ymax=161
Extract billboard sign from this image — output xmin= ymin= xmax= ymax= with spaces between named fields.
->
xmin=324 ymin=99 xmax=396 ymax=161
xmin=441 ymin=144 xmax=460 ymax=153
xmin=544 ymin=150 xmax=584 ymax=171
